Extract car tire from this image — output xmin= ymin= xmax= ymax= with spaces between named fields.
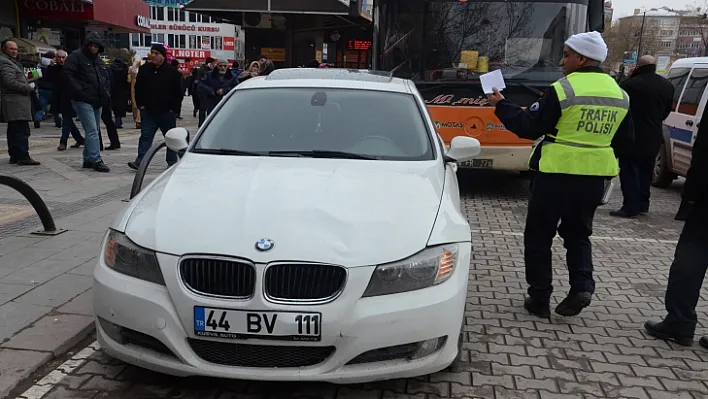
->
xmin=652 ymin=142 xmax=675 ymax=188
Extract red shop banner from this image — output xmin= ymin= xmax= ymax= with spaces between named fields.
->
xmin=223 ymin=37 xmax=235 ymax=51
xmin=172 ymin=49 xmax=211 ymax=59
xmin=21 ymin=0 xmax=94 ymax=20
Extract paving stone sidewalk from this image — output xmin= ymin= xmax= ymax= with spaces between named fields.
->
xmin=0 ymin=102 xmax=198 ymax=398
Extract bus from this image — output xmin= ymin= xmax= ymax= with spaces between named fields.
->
xmin=371 ymin=0 xmax=607 ymax=172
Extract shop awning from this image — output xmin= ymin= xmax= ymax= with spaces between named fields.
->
xmin=185 ymin=0 xmax=350 ymax=15
xmin=12 ymin=37 xmax=56 ymax=55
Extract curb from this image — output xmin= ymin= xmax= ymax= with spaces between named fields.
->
xmin=0 ymin=314 xmax=96 ymax=399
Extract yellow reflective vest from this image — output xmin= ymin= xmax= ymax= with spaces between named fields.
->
xmin=531 ymin=72 xmax=629 ymax=177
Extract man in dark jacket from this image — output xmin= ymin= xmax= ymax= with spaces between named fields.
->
xmin=196 ymin=57 xmax=214 ymax=127
xmin=53 ymin=50 xmax=84 ymax=151
xmin=611 ymin=55 xmax=674 ymax=218
xmin=35 ymin=51 xmax=58 ymax=128
xmin=644 ymin=105 xmax=708 ymax=348
xmin=198 ymin=59 xmax=237 ymax=118
xmin=63 ymin=31 xmax=110 ymax=172
xmin=0 ymin=40 xmax=40 ymax=165
xmin=128 ymin=44 xmax=183 ymax=170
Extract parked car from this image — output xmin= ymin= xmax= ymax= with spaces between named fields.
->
xmin=92 ymin=68 xmax=482 ymax=383
xmin=654 ymin=57 xmax=707 ymax=187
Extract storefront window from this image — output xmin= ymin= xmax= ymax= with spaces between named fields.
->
xmin=151 ymin=6 xmax=165 ymax=21
xmin=212 ymin=36 xmax=223 ymax=50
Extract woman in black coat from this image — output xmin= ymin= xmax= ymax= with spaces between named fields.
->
xmin=110 ymin=58 xmax=130 ymax=128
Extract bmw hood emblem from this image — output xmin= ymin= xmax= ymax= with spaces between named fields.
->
xmin=255 ymin=238 xmax=275 ymax=251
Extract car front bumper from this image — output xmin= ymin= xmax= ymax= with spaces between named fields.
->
xmin=93 ymin=243 xmax=471 ymax=384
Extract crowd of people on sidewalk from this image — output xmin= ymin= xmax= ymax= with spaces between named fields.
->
xmin=0 ymin=34 xmax=277 ymax=172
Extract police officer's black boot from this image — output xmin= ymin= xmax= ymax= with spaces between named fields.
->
xmin=524 ymin=297 xmax=550 ymax=318
xmin=555 ymin=291 xmax=592 ymax=317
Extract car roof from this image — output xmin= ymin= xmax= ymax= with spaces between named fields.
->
xmin=670 ymin=57 xmax=708 ymax=69
xmin=236 ymin=68 xmax=414 ymax=94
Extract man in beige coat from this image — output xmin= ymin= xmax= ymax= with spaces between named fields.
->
xmin=0 ymin=40 xmax=40 ymax=165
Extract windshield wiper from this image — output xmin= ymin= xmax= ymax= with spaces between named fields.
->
xmin=193 ymin=148 xmax=265 ymax=156
xmin=506 ymin=81 xmax=544 ymax=97
xmin=268 ymin=150 xmax=377 ymax=160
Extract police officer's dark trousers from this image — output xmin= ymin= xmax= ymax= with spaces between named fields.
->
xmin=662 ymin=205 xmax=708 ymax=337
xmin=524 ymin=172 xmax=606 ymax=304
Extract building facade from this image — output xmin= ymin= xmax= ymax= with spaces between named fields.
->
xmin=618 ymin=9 xmax=708 ymax=59
xmin=130 ymin=5 xmax=245 ymax=73
xmin=618 ymin=10 xmax=681 ymax=57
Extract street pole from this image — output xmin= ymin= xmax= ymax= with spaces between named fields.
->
xmin=637 ymin=11 xmax=647 ymax=56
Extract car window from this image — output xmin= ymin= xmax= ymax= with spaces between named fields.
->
xmin=193 ymin=88 xmax=435 ymax=161
xmin=677 ymin=67 xmax=708 ymax=116
xmin=667 ymin=67 xmax=690 ymax=112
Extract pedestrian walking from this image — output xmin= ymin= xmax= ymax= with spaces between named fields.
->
xmin=128 ymin=56 xmax=142 ymax=129
xmin=188 ymin=67 xmax=199 ymax=117
xmin=110 ymin=58 xmax=130 ymax=129
xmin=199 ymin=59 xmax=237 ymax=118
xmin=485 ymin=31 xmax=633 ymax=317
xmin=63 ymin=31 xmax=111 ymax=172
xmin=0 ymin=39 xmax=41 ymax=165
xmin=34 ymin=51 xmax=59 ymax=128
xmin=53 ymin=50 xmax=85 ymax=151
xmin=171 ymin=59 xmax=184 ymax=119
xmin=196 ymin=57 xmax=214 ymax=127
xmin=98 ymin=62 xmax=120 ymax=150
xmin=260 ymin=59 xmax=275 ymax=76
xmin=127 ymin=43 xmax=182 ymax=170
xmin=610 ymin=55 xmax=674 ymax=218
xmin=644 ymin=108 xmax=708 ymax=347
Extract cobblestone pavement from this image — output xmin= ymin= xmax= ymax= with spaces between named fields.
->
xmin=4 ymin=105 xmax=704 ymax=398
xmin=0 ymin=102 xmax=199 ymax=398
xmin=12 ymin=168 xmax=704 ymax=399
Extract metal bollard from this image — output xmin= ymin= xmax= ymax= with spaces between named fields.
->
xmin=130 ymin=140 xmax=167 ymax=200
xmin=0 ymin=174 xmax=66 ymax=236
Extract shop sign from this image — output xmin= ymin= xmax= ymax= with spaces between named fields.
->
xmin=136 ymin=15 xmax=151 ymax=29
xmin=150 ymin=23 xmax=220 ymax=32
xmin=223 ymin=37 xmax=235 ymax=51
xmin=145 ymin=0 xmax=189 ymax=6
xmin=21 ymin=0 xmax=94 ymax=20
xmin=261 ymin=47 xmax=285 ymax=62
xmin=173 ymin=49 xmax=211 ymax=58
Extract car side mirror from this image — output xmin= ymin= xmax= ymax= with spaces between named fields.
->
xmin=165 ymin=127 xmax=190 ymax=155
xmin=446 ymin=136 xmax=481 ymax=162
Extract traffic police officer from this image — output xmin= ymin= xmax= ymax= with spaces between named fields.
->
xmin=486 ymin=31 xmax=634 ymax=318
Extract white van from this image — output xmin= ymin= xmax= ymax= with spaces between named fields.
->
xmin=654 ymin=57 xmax=708 ymax=187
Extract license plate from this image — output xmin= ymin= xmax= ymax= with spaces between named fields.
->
xmin=459 ymin=159 xmax=493 ymax=168
xmin=193 ymin=306 xmax=322 ymax=342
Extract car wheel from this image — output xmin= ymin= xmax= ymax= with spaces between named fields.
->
xmin=652 ymin=142 xmax=674 ymax=188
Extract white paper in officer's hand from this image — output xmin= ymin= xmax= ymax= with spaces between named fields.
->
xmin=480 ymin=69 xmax=506 ymax=95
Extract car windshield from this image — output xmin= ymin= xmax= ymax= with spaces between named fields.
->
xmin=379 ymin=0 xmax=587 ymax=82
xmin=192 ymin=88 xmax=436 ymax=161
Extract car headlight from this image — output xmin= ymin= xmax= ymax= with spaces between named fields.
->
xmin=103 ymin=229 xmax=165 ymax=285
xmin=362 ymin=245 xmax=458 ymax=297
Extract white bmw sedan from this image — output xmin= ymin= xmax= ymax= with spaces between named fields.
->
xmin=93 ymin=68 xmax=481 ymax=384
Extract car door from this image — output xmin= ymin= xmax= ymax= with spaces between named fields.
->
xmin=669 ymin=65 xmax=708 ymax=176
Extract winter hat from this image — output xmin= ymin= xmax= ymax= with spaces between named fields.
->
xmin=151 ymin=43 xmax=167 ymax=57
xmin=565 ymin=31 xmax=607 ymax=63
